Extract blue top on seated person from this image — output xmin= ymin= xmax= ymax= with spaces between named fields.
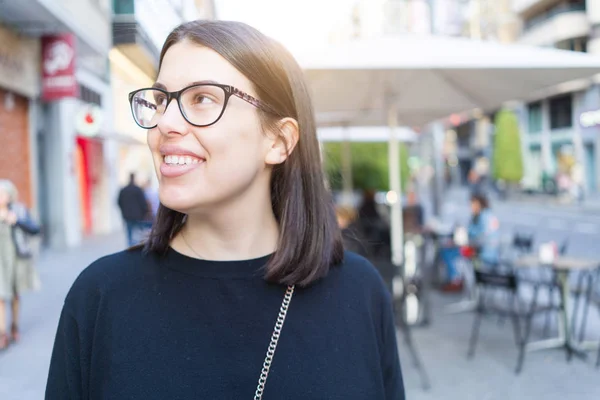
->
xmin=468 ymin=208 xmax=500 ymax=265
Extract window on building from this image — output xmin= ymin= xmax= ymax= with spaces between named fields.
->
xmin=549 ymin=94 xmax=572 ymax=130
xmin=528 ymin=101 xmax=542 ymax=133
xmin=556 ymin=37 xmax=588 ymax=53
xmin=79 ymin=85 xmax=102 ymax=107
xmin=524 ymin=0 xmax=586 ymax=31
xmin=113 ymin=0 xmax=134 ymax=14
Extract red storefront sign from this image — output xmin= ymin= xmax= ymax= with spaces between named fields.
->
xmin=41 ymin=33 xmax=78 ymax=101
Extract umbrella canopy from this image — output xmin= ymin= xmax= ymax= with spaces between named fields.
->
xmin=317 ymin=126 xmax=417 ymax=143
xmin=297 ymin=34 xmax=600 ymax=268
xmin=297 ymin=34 xmax=600 ymax=127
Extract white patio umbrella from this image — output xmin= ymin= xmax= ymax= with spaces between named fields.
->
xmin=297 ymin=34 xmax=600 ymax=266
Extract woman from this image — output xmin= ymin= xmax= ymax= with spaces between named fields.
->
xmin=440 ymin=193 xmax=500 ymax=292
xmin=46 ymin=21 xmax=404 ymax=399
xmin=467 ymin=193 xmax=500 ymax=266
xmin=0 ymin=179 xmax=41 ymax=350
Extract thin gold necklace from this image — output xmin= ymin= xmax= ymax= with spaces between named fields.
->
xmin=180 ymin=229 xmax=203 ymax=259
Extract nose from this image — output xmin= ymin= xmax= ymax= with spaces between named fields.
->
xmin=156 ymin=98 xmax=188 ymax=135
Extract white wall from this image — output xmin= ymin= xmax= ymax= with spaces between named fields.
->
xmin=44 ymin=98 xmax=82 ymax=248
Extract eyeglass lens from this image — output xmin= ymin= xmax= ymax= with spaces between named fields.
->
xmin=131 ymin=85 xmax=227 ymax=128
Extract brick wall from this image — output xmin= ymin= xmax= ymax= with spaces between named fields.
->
xmin=0 ymin=88 xmax=32 ymax=208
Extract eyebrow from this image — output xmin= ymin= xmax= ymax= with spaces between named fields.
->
xmin=152 ymin=80 xmax=221 ymax=90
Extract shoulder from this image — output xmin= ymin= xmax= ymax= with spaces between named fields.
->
xmin=64 ymin=247 xmax=152 ymax=313
xmin=338 ymin=251 xmax=385 ymax=281
xmin=482 ymin=210 xmax=500 ymax=228
xmin=324 ymin=251 xmax=391 ymax=303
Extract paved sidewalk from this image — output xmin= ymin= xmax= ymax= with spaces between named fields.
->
xmin=401 ymin=292 xmax=600 ymax=400
xmin=0 ymin=233 xmax=126 ymax=400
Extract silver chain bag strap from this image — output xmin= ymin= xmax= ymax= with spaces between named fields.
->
xmin=253 ymin=285 xmax=295 ymax=400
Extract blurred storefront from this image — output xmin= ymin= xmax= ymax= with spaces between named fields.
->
xmin=0 ymin=24 xmax=39 ymax=209
xmin=0 ymin=0 xmax=118 ymax=249
xmin=515 ymin=0 xmax=600 ymax=194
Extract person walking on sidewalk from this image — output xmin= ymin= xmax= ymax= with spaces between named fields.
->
xmin=46 ymin=20 xmax=404 ymax=400
xmin=117 ymin=173 xmax=151 ymax=246
xmin=0 ymin=179 xmax=41 ymax=350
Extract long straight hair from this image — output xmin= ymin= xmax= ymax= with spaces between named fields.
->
xmin=143 ymin=20 xmax=343 ymax=286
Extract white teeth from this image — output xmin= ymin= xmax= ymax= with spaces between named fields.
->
xmin=163 ymin=155 xmax=202 ymax=165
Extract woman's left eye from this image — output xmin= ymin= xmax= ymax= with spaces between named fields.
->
xmin=195 ymin=95 xmax=214 ymax=104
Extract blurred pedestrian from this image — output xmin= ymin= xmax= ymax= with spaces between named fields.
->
xmin=355 ymin=189 xmax=391 ymax=258
xmin=117 ymin=173 xmax=151 ymax=246
xmin=0 ymin=179 xmax=41 ymax=350
xmin=336 ymin=205 xmax=365 ymax=255
xmin=47 ymin=20 xmax=404 ymax=399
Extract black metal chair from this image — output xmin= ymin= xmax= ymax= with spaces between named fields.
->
xmin=572 ymin=267 xmax=600 ymax=368
xmin=467 ymin=269 xmax=559 ymax=374
xmin=512 ymin=232 xmax=534 ymax=256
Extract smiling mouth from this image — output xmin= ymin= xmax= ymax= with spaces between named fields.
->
xmin=163 ymin=155 xmax=204 ymax=166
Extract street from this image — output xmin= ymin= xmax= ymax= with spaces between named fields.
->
xmin=1 ymin=194 xmax=599 ymax=399
xmin=435 ymin=188 xmax=600 ymax=260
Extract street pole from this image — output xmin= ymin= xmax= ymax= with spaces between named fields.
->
xmin=431 ymin=121 xmax=445 ymax=216
xmin=388 ymin=104 xmax=404 ymax=267
xmin=341 ymin=126 xmax=354 ymax=206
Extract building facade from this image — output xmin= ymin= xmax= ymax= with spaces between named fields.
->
xmin=513 ymin=0 xmax=600 ymax=194
xmin=0 ymin=24 xmax=40 ymax=209
xmin=0 ymin=0 xmax=116 ymax=249
xmin=0 ymin=0 xmax=215 ymax=250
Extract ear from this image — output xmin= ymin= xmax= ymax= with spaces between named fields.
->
xmin=264 ymin=118 xmax=300 ymax=165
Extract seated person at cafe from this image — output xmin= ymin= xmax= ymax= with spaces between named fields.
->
xmin=440 ymin=193 xmax=500 ymax=292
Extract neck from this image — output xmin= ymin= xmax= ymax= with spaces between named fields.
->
xmin=172 ymin=186 xmax=279 ymax=261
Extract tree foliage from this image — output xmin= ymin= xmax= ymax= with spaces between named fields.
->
xmin=322 ymin=142 xmax=410 ymax=192
xmin=492 ymin=109 xmax=524 ymax=182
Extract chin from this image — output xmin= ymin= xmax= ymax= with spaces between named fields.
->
xmin=160 ymin=192 xmax=199 ymax=214
xmin=159 ymin=187 xmax=219 ymax=215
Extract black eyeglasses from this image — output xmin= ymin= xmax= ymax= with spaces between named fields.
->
xmin=128 ymin=83 xmax=278 ymax=129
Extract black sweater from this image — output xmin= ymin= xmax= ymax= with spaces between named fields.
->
xmin=46 ymin=248 xmax=405 ymax=399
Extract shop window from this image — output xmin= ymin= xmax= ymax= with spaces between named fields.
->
xmin=113 ymin=0 xmax=134 ymax=14
xmin=549 ymin=94 xmax=572 ymax=130
xmin=527 ymin=101 xmax=542 ymax=133
xmin=556 ymin=37 xmax=588 ymax=53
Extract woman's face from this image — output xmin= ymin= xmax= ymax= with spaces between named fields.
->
xmin=0 ymin=189 xmax=10 ymax=207
xmin=147 ymin=41 xmax=278 ymax=214
xmin=470 ymin=199 xmax=481 ymax=215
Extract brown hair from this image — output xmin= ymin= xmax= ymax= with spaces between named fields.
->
xmin=143 ymin=20 xmax=343 ymax=286
xmin=470 ymin=193 xmax=490 ymax=209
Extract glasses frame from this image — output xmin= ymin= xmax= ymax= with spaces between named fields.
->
xmin=128 ymin=83 xmax=278 ymax=129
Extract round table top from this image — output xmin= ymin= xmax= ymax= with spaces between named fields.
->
xmin=515 ymin=255 xmax=600 ymax=271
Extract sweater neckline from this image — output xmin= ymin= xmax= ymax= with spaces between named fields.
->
xmin=165 ymin=246 xmax=272 ymax=278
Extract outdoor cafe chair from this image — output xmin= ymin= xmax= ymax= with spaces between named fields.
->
xmin=466 ymin=266 xmax=561 ymax=374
